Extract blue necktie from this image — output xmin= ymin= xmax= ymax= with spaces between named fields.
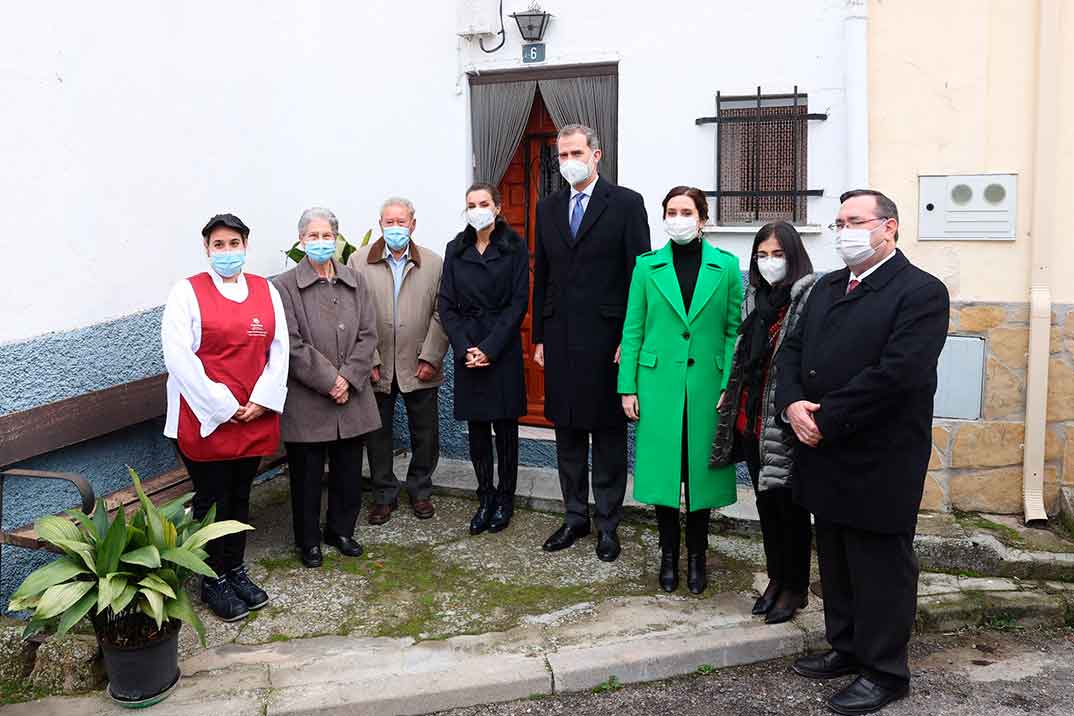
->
xmin=570 ymin=193 xmax=585 ymax=239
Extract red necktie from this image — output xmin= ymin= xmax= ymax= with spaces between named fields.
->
xmin=846 ymin=279 xmax=861 ymax=294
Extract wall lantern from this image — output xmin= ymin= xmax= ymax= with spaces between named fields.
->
xmin=510 ymin=3 xmax=552 ymax=42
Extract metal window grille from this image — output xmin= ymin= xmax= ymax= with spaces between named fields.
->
xmin=696 ymin=87 xmax=827 ymax=225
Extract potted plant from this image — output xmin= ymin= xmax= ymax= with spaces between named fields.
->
xmin=6 ymin=468 xmax=252 ymax=707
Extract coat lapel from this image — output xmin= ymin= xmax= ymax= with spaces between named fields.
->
xmin=650 ymin=244 xmax=689 ymax=325
xmin=571 ymin=177 xmax=609 ymax=246
xmin=686 ymin=241 xmax=726 ymax=325
xmin=550 ymin=188 xmax=573 ymax=247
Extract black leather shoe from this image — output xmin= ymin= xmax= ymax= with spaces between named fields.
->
xmin=686 ymin=552 xmax=707 ymax=594
xmin=659 ymin=550 xmax=679 ymax=592
xmin=487 ymin=503 xmax=513 ymax=533
xmin=470 ymin=497 xmax=494 ymax=535
xmin=542 ymin=523 xmax=590 ymax=552
xmin=595 ymin=530 xmax=621 ymax=562
xmin=201 ymin=575 xmax=250 ymax=622
xmin=300 ymin=545 xmax=323 ymax=568
xmin=766 ymin=592 xmax=808 ymax=625
xmin=793 ymin=650 xmax=861 ymax=680
xmin=752 ymin=581 xmax=781 ymax=615
xmin=325 ymin=532 xmax=364 ymax=557
xmin=226 ymin=564 xmax=269 ymax=610
xmin=828 ymin=675 xmax=908 ymax=715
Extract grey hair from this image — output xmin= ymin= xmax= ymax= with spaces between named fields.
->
xmin=557 ymin=123 xmax=600 ymax=152
xmin=380 ymin=196 xmax=416 ymax=219
xmin=297 ymin=207 xmax=339 ymax=236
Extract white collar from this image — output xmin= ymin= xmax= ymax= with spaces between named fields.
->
xmin=570 ymin=175 xmax=599 ymax=201
xmin=851 ymin=248 xmax=896 ymax=282
xmin=209 ymin=268 xmax=246 ymax=290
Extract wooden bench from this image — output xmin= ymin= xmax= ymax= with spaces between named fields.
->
xmin=0 ymin=374 xmax=286 ymax=551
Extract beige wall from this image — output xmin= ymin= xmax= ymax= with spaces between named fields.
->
xmin=869 ymin=0 xmax=1074 ymax=303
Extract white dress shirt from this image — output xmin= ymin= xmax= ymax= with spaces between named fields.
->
xmin=568 ymin=175 xmax=598 ymax=222
xmin=161 ymin=270 xmax=289 ymax=440
xmin=850 ymin=247 xmax=896 ymax=284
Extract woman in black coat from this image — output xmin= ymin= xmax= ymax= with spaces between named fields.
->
xmin=439 ymin=182 xmax=529 ymax=535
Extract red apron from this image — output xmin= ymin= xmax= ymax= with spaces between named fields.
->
xmin=177 ymin=272 xmax=281 ymax=462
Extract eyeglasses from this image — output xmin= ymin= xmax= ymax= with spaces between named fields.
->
xmin=827 ymin=217 xmax=889 ymax=231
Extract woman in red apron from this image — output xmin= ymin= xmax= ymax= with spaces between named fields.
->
xmin=161 ymin=214 xmax=289 ymax=621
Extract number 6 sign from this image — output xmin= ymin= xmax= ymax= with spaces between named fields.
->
xmin=522 ymin=43 xmax=546 ymax=64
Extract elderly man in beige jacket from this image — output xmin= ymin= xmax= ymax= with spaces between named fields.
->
xmin=348 ymin=197 xmax=449 ymax=524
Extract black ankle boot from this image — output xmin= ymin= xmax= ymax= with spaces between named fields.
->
xmin=487 ymin=501 xmax=513 ymax=533
xmin=659 ymin=550 xmax=679 ymax=592
xmin=470 ymin=496 xmax=494 ymax=535
xmin=201 ymin=575 xmax=250 ymax=621
xmin=686 ymin=552 xmax=708 ymax=595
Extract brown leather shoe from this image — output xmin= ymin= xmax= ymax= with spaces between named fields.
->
xmin=412 ymin=499 xmax=435 ymax=519
xmin=367 ymin=501 xmax=397 ymax=525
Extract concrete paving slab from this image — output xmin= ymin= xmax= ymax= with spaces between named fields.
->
xmin=266 ymin=653 xmax=551 ymax=716
xmin=547 ymin=621 xmax=804 ymax=693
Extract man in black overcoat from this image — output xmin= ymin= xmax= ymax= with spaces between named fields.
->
xmin=532 ymin=123 xmax=650 ymax=562
xmin=776 ymin=189 xmax=949 ymax=715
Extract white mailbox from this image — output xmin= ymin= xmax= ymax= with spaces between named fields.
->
xmin=918 ymin=174 xmax=1017 ymax=241
xmin=457 ymin=0 xmax=501 ymax=37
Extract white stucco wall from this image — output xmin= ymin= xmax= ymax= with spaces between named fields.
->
xmin=1 ymin=0 xmax=861 ymax=343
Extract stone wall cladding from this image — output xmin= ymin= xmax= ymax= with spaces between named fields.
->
xmin=925 ymin=302 xmax=1074 ymax=515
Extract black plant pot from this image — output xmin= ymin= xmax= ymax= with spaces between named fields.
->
xmin=96 ymin=617 xmax=182 ymax=707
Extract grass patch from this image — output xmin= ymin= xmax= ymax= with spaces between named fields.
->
xmin=981 ymin=611 xmax=1021 ymax=632
xmin=695 ymin=663 xmax=716 ymax=675
xmin=258 ymin=555 xmax=301 ymax=571
xmin=592 ymin=675 xmax=623 ymax=694
xmin=0 ymin=679 xmax=50 ymax=705
xmin=267 ymin=632 xmax=291 ymax=643
xmin=955 ymin=512 xmax=1025 ymax=547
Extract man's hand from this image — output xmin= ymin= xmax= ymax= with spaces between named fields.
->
xmin=235 ymin=402 xmax=267 ymax=422
xmin=717 ymin=390 xmax=726 ymax=409
xmin=371 ymin=365 xmax=381 ymax=384
xmin=533 ymin=343 xmax=544 ymax=368
xmin=786 ymin=400 xmax=823 ymax=447
xmin=334 ymin=388 xmax=350 ymax=405
xmin=465 ymin=347 xmax=490 ymax=368
xmin=329 ymin=375 xmax=349 ymax=401
xmin=415 ymin=360 xmax=438 ymax=382
xmin=622 ymin=394 xmax=640 ymax=421
xmin=614 ymin=345 xmax=622 ymax=364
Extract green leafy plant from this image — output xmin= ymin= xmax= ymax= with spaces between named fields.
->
xmin=286 ymin=229 xmax=373 ymax=265
xmin=7 ymin=467 xmax=252 ymax=646
xmin=591 ymin=675 xmax=623 ymax=694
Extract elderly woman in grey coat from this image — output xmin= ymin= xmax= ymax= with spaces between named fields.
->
xmin=273 ymin=207 xmax=381 ymax=568
xmin=712 ymin=222 xmax=818 ymax=625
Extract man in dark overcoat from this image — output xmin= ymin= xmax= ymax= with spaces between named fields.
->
xmin=776 ymin=189 xmax=950 ymax=714
xmin=532 ymin=123 xmax=650 ymax=562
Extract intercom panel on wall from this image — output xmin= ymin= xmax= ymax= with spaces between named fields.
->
xmin=918 ymin=174 xmax=1017 ymax=241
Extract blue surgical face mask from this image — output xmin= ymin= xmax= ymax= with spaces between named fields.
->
xmin=383 ymin=226 xmax=411 ymax=252
xmin=210 ymin=251 xmax=245 ymax=278
xmin=304 ymin=238 xmax=336 ymax=264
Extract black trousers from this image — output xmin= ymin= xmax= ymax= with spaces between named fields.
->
xmin=468 ymin=419 xmax=519 ymax=507
xmin=367 ymin=379 xmax=439 ymax=504
xmin=742 ymin=434 xmax=812 ymax=593
xmin=554 ymin=425 xmax=627 ymax=532
xmin=814 ymin=518 xmax=919 ymax=689
xmin=284 ymin=437 xmax=363 ymax=549
xmin=655 ymin=410 xmax=709 ymax=555
xmin=177 ymin=449 xmax=260 ymax=575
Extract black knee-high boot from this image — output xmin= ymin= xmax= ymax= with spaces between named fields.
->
xmin=489 ymin=420 xmax=519 ymax=533
xmin=655 ymin=506 xmax=681 ymax=592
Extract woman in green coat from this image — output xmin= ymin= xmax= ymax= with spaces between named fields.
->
xmin=618 ymin=186 xmax=743 ymax=594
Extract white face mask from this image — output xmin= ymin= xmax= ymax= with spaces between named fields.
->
xmin=559 ymin=158 xmax=592 ymax=186
xmin=757 ymin=256 xmax=787 ymax=285
xmin=466 ymin=207 xmax=496 ymax=231
xmin=835 ymin=225 xmax=881 ymax=266
xmin=664 ymin=216 xmax=700 ymax=244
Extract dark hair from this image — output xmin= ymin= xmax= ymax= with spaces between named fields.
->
xmin=839 ymin=188 xmax=900 ymax=241
xmin=748 ymin=222 xmax=814 ymax=289
xmin=661 ymin=186 xmax=709 ymax=223
xmin=465 ymin=182 xmax=502 ymax=206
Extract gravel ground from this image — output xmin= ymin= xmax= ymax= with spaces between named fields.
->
xmin=440 ymin=627 xmax=1074 ymax=716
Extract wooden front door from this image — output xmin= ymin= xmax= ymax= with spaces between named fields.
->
xmin=497 ymin=92 xmax=568 ymax=426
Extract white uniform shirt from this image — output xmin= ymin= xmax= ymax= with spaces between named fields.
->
xmin=161 ymin=270 xmax=289 ymax=440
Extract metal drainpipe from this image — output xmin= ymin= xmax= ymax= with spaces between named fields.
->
xmin=1022 ymin=0 xmax=1060 ymax=524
